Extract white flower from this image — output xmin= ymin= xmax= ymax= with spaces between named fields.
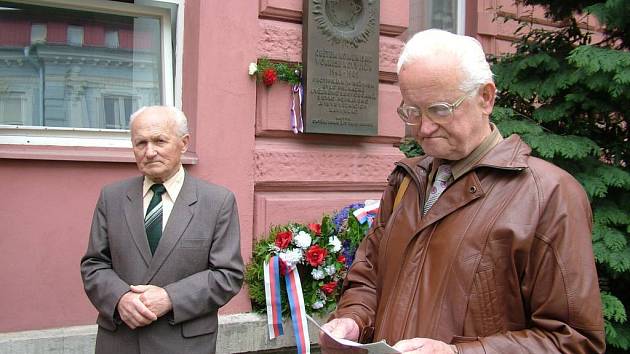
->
xmin=324 ymin=265 xmax=336 ymax=276
xmin=311 ymin=300 xmax=324 ymax=309
xmin=279 ymin=248 xmax=302 ymax=271
xmin=248 ymin=62 xmax=258 ymax=75
xmin=328 ymin=236 xmax=342 ymax=252
xmin=294 ymin=231 xmax=312 ymax=249
xmin=311 ymin=268 xmax=325 ymax=280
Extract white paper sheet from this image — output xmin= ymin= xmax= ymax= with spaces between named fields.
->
xmin=306 ymin=315 xmax=401 ymax=354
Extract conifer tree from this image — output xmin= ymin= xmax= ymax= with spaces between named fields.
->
xmin=491 ymin=1 xmax=630 ymax=351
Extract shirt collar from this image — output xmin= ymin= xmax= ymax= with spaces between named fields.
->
xmin=450 ymin=123 xmax=503 ymax=180
xmin=142 ymin=165 xmax=186 ymax=200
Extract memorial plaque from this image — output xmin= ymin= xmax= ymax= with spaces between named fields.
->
xmin=303 ymin=0 xmax=380 ymax=135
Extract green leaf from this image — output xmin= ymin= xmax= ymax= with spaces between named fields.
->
xmin=516 ymin=52 xmax=561 ymax=72
xmin=602 ymin=291 xmax=627 ymax=323
xmin=495 ymin=118 xmax=544 ymax=136
xmin=602 ymin=227 xmax=627 ymax=252
xmin=575 ymin=173 xmax=610 ymax=199
xmin=399 ymin=138 xmax=423 ymax=158
xmin=531 ymin=102 xmax=573 ymax=123
xmin=522 ymin=133 xmax=599 ymax=160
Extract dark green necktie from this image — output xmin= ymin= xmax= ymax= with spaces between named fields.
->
xmin=145 ymin=183 xmax=166 ymax=255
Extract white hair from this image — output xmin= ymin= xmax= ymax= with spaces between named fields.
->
xmin=397 ymin=29 xmax=494 ymax=92
xmin=129 ymin=105 xmax=189 ymax=136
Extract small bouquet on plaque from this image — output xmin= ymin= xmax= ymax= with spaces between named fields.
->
xmin=247 ymin=58 xmax=304 ymax=133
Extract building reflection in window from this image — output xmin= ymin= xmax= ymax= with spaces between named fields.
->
xmin=0 ymin=1 xmax=161 ymax=130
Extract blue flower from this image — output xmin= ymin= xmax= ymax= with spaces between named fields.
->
xmin=332 ymin=202 xmax=364 ymax=231
xmin=341 ymin=240 xmax=356 ymax=268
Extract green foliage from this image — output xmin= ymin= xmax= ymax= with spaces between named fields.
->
xmin=489 ymin=1 xmax=630 ymax=349
xmin=337 ymin=212 xmax=370 ymax=249
xmin=399 ymin=138 xmax=423 ymax=158
xmin=253 ymin=58 xmax=302 ymax=85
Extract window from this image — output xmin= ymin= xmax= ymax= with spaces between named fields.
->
xmin=103 ymin=94 xmax=136 ymax=129
xmin=30 ymin=22 xmax=45 ymax=43
xmin=0 ymin=92 xmax=26 ymax=124
xmin=66 ymin=25 xmax=84 ymax=46
xmin=0 ymin=0 xmax=180 ymax=148
xmin=105 ymin=29 xmax=119 ymax=48
xmin=409 ymin=0 xmax=466 ymax=36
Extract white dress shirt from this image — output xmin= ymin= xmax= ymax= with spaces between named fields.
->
xmin=142 ymin=165 xmax=185 ymax=230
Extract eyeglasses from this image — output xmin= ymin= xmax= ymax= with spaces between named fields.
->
xmin=397 ymin=89 xmax=477 ymax=126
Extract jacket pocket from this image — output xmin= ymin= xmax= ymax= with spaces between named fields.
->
xmin=469 ymin=267 xmax=505 ymax=336
xmin=181 ymin=312 xmax=218 ymax=338
xmin=180 ymin=238 xmax=207 ymax=249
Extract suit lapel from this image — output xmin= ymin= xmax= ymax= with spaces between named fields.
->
xmin=143 ymin=174 xmax=197 ymax=283
xmin=124 ymin=178 xmax=152 ymax=266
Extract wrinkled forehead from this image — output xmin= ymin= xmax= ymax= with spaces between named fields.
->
xmin=399 ymin=58 xmax=464 ymax=102
xmin=400 ymin=54 xmax=464 ymax=84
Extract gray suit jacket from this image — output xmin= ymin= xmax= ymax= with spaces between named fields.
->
xmin=81 ymin=173 xmax=244 ymax=354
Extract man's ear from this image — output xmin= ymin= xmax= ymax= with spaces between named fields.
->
xmin=180 ymin=134 xmax=190 ymax=153
xmin=480 ymin=82 xmax=496 ymax=116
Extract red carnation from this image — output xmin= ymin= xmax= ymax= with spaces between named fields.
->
xmin=305 ymin=245 xmax=328 ymax=267
xmin=321 ymin=281 xmax=337 ymax=295
xmin=308 ymin=223 xmax=321 ymax=235
xmin=262 ymin=67 xmax=277 ymax=86
xmin=337 ymin=255 xmax=346 ymax=264
xmin=274 ymin=231 xmax=293 ymax=249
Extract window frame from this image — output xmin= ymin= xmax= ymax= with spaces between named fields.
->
xmin=0 ymin=0 xmax=179 ymax=149
xmin=408 ymin=0 xmax=467 ymax=36
xmin=456 ymin=0 xmax=466 ymax=35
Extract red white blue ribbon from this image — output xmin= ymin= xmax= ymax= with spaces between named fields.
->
xmin=264 ymin=256 xmax=311 ymax=353
xmin=353 ymin=200 xmax=380 ymax=227
xmin=284 ymin=263 xmax=310 ymax=353
xmin=291 ymin=83 xmax=304 ymax=134
xmin=263 ymin=256 xmax=284 ymax=338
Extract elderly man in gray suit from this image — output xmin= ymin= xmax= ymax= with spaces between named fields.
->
xmin=81 ymin=105 xmax=244 ymax=354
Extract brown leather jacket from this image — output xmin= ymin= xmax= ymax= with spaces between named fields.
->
xmin=333 ymin=135 xmax=605 ymax=353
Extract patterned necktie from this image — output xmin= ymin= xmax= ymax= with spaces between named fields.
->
xmin=423 ymin=164 xmax=452 ymax=215
xmin=145 ymin=183 xmax=166 ymax=255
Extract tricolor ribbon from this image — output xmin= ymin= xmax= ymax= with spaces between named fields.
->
xmin=353 ymin=199 xmax=380 ymax=227
xmin=263 ymin=256 xmax=284 ymax=338
xmin=290 ymin=83 xmax=304 ymax=134
xmin=263 ymin=256 xmax=311 ymax=354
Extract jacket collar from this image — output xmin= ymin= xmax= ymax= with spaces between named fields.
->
xmin=396 ymin=134 xmax=530 ymax=181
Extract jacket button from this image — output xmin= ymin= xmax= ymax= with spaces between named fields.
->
xmin=469 ymin=186 xmax=477 ymax=193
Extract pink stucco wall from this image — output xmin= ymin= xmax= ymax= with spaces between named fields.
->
xmin=0 ymin=160 xmax=137 ymax=331
xmin=0 ymin=0 xmax=407 ymax=332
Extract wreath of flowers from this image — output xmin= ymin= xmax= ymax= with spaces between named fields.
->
xmin=245 ymin=202 xmax=371 ymax=317
xmin=249 ymin=58 xmax=302 ymax=87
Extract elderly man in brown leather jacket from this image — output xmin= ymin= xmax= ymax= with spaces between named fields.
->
xmin=319 ymin=29 xmax=605 ymax=354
